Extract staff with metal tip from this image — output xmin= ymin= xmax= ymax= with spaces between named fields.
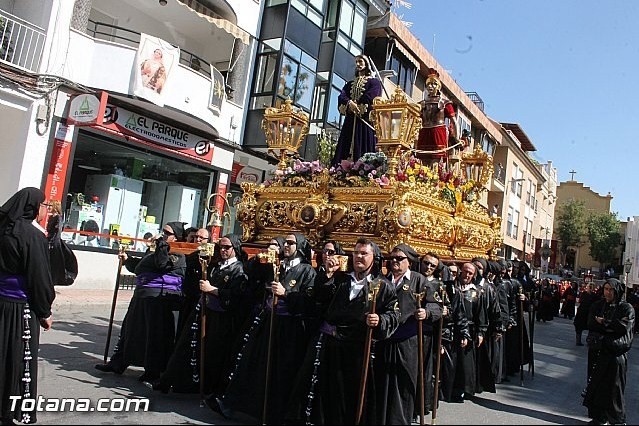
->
xmin=197 ymin=242 xmax=215 ymax=407
xmin=104 ymin=244 xmax=128 ymax=364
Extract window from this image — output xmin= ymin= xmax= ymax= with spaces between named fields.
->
xmin=511 ymin=164 xmax=523 ymax=197
xmin=337 ymin=0 xmax=367 ymax=56
xmin=250 ymin=39 xmax=281 ymax=110
xmin=291 ymin=0 xmax=325 ymax=27
xmin=512 ymin=210 xmax=520 ymax=239
xmin=276 ymin=40 xmax=317 ymax=111
xmin=507 ymin=206 xmax=514 ymax=237
xmin=481 ymin=133 xmax=495 ymax=156
xmin=389 ymin=52 xmax=415 ymax=96
xmin=526 ymin=179 xmax=533 ymax=206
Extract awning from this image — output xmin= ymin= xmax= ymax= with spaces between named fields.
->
xmin=176 ymin=0 xmax=250 ymax=45
xmin=392 ymin=40 xmax=420 ymax=69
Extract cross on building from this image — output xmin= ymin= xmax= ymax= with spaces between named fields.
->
xmin=569 ymin=169 xmax=577 ymax=181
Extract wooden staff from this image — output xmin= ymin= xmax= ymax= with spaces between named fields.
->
xmin=198 ymin=243 xmax=215 ymax=407
xmin=432 ymin=283 xmax=446 ymax=425
xmin=528 ymin=291 xmax=535 ymax=377
xmin=261 ymin=248 xmax=280 ymax=425
xmin=413 ymin=289 xmax=426 ymax=426
xmin=355 ymin=278 xmax=383 ymax=425
xmin=103 ymin=245 xmax=127 ymax=364
xmin=518 ymin=285 xmax=524 ymax=387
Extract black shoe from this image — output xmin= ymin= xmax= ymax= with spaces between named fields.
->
xmin=138 ymin=372 xmax=159 ymax=383
xmin=205 ymin=396 xmax=227 ymax=418
xmin=95 ymin=363 xmax=123 ymax=374
xmin=152 ymin=380 xmax=170 ymax=394
xmin=577 ymin=342 xmax=584 ymax=346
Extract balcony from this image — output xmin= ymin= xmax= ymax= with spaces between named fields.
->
xmin=465 ymin=91 xmax=484 ymax=112
xmin=0 ymin=9 xmax=46 ymax=72
xmin=489 ymin=161 xmax=506 ymax=192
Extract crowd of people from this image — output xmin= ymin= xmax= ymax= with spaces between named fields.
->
xmin=93 ymin=230 xmax=539 ymax=424
xmin=0 ymin=187 xmax=634 ymax=425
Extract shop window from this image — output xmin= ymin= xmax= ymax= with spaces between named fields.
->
xmin=64 ymin=132 xmax=214 ymax=252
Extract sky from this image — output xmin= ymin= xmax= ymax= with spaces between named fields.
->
xmin=399 ymin=0 xmax=639 ymax=221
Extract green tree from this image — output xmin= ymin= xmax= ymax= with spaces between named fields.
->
xmin=587 ymin=212 xmax=621 ymax=271
xmin=556 ymin=199 xmax=587 ymax=265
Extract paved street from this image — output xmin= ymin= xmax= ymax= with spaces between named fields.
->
xmin=33 ymin=287 xmax=639 ymax=425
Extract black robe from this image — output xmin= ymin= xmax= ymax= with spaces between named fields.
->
xmin=454 ymin=283 xmax=490 ymax=397
xmin=504 ymin=278 xmax=531 ymax=376
xmin=105 ymin=239 xmax=185 ymax=380
xmin=489 ymin=278 xmax=509 ymax=383
xmin=158 ymin=259 xmax=249 ymax=395
xmin=583 ymin=297 xmax=635 ymax=424
xmin=287 ymin=271 xmax=399 ymax=425
xmin=0 ymin=219 xmax=54 ymax=424
xmin=222 ymin=261 xmax=316 ymax=424
xmin=373 ymin=272 xmax=442 ymax=425
xmin=437 ymin=282 xmax=470 ymax=402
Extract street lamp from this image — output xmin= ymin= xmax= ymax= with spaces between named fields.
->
xmin=624 ymin=258 xmax=633 ymax=300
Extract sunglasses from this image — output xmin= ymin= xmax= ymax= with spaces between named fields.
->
xmin=162 ymin=229 xmax=174 ymax=236
xmin=284 ymin=240 xmax=297 ymax=246
xmin=195 ymin=235 xmax=209 ymax=241
xmin=450 ymin=269 xmax=459 ymax=275
xmin=388 ymin=256 xmax=408 ymax=262
xmin=323 ymin=248 xmax=336 ymax=255
xmin=422 ymin=261 xmax=437 ymax=269
xmin=219 ymin=244 xmax=233 ymax=250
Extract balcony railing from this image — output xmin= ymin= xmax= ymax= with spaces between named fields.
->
xmin=86 ymin=20 xmax=214 ymax=79
xmin=465 ymin=91 xmax=484 ymax=112
xmin=0 ymin=10 xmax=46 ymax=72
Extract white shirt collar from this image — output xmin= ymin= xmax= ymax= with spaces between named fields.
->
xmin=219 ymin=257 xmax=237 ymax=270
xmin=349 ymin=272 xmax=372 ymax=301
xmin=32 ymin=219 xmax=46 ymax=235
xmin=283 ymin=257 xmax=302 ymax=270
xmin=391 ymin=270 xmax=411 ymax=286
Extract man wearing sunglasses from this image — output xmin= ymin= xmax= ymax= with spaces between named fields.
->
xmin=223 ymin=233 xmax=316 ymax=424
xmin=372 ymin=244 xmax=441 ymax=424
xmin=288 ymin=238 xmax=399 ymax=425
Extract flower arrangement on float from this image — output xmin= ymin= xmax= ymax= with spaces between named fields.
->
xmin=264 ymin=150 xmax=478 ymax=209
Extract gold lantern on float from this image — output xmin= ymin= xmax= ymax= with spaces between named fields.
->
xmin=261 ymin=98 xmax=310 ymax=170
xmin=461 ymin=143 xmax=493 ymax=190
xmin=369 ymin=86 xmax=422 ymax=180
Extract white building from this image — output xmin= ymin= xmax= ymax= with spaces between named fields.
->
xmin=0 ymin=0 xmax=263 ymax=288
xmin=624 ymin=216 xmax=639 ymax=289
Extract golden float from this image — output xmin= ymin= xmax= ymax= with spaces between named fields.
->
xmin=236 ymin=88 xmax=502 ymax=260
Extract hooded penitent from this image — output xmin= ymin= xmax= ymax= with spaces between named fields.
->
xmin=166 ymin=221 xmax=187 ymax=242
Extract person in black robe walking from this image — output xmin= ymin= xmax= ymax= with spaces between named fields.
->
xmin=489 ymin=260 xmax=510 ymax=384
xmin=453 ymin=262 xmax=490 ymax=400
xmin=96 ymin=221 xmax=186 ymax=383
xmin=154 ymin=234 xmax=249 ymax=397
xmin=436 ymin=262 xmax=470 ymax=403
xmin=583 ymin=278 xmax=635 ymax=425
xmin=574 ymin=284 xmax=596 ymax=346
xmin=504 ymin=268 xmax=531 ymax=377
xmin=374 ymin=245 xmax=441 ymax=425
xmin=0 ymin=188 xmax=55 ymax=425
xmin=286 ymin=238 xmax=400 ymax=425
xmin=221 ymin=233 xmax=316 ymax=424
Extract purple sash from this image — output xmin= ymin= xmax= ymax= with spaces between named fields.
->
xmin=319 ymin=320 xmax=337 ymax=337
xmin=206 ymin=295 xmax=225 ymax=312
xmin=0 ymin=272 xmax=27 ymax=301
xmin=390 ymin=317 xmax=418 ymax=340
xmin=265 ymin=296 xmax=292 ymax=316
xmin=135 ymin=272 xmax=182 ymax=293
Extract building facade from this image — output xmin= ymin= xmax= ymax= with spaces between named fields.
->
xmin=553 ymin=179 xmax=618 ymax=276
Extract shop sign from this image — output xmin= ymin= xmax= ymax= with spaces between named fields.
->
xmin=101 ymin=106 xmax=214 ymax=164
xmin=67 ymin=92 xmax=107 ymax=126
xmin=231 ymin=162 xmax=263 ymax=184
xmin=43 ymin=123 xmax=74 ymax=208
